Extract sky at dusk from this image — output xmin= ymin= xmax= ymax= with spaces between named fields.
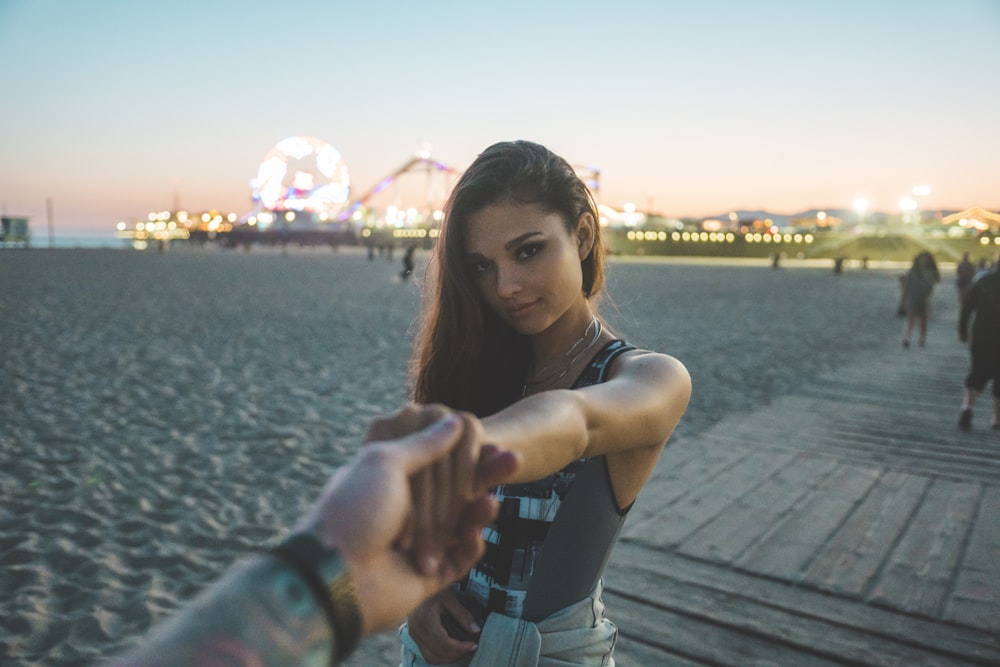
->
xmin=1 ymin=0 xmax=998 ymax=236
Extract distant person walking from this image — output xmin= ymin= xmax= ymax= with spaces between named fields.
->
xmin=902 ymin=251 xmax=940 ymax=348
xmin=958 ymin=249 xmax=1000 ymax=431
xmin=956 ymin=251 xmax=976 ymax=306
xmin=400 ymin=243 xmax=417 ymax=281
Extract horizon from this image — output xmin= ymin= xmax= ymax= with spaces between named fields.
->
xmin=2 ymin=1 xmax=999 ymax=235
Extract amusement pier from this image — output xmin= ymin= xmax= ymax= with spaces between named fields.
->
xmin=98 ymin=136 xmax=1000 ymax=265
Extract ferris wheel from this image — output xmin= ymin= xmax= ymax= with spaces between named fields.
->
xmin=250 ymin=136 xmax=350 ymax=215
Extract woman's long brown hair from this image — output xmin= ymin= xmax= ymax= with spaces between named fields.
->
xmin=410 ymin=141 xmax=605 ymax=416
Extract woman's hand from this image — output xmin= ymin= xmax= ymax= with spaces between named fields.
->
xmin=406 ymin=590 xmax=481 ymax=664
xmin=366 ymin=404 xmax=494 ymax=576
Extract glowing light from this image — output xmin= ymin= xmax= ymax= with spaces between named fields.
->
xmin=284 ymin=211 xmax=295 ymax=222
xmin=853 ymin=198 xmax=869 ymax=213
xmin=227 ymin=213 xmax=237 ymax=223
xmin=116 ymin=222 xmax=126 ymax=231
xmin=900 ymin=197 xmax=917 ymax=211
xmin=912 ymin=185 xmax=931 ymax=197
xmin=251 ymin=136 xmax=350 ymax=214
xmin=393 ymin=228 xmax=429 ymax=238
xmin=817 ymin=211 xmax=827 ymax=221
xmin=702 ymin=219 xmax=723 ymax=232
xmin=292 ymin=171 xmax=315 ymax=192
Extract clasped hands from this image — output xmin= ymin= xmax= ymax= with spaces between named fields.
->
xmin=298 ymin=404 xmax=516 ymax=634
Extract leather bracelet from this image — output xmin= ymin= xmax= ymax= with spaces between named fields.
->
xmin=270 ymin=532 xmax=361 ymax=664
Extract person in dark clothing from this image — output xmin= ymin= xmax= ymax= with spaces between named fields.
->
xmin=401 ymin=243 xmax=417 ymax=281
xmin=956 ymin=251 xmax=977 ymax=306
xmin=958 ymin=249 xmax=1000 ymax=430
xmin=902 ymin=251 xmax=940 ymax=348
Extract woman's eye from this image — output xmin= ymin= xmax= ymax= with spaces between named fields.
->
xmin=518 ymin=243 xmax=542 ymax=260
xmin=472 ymin=260 xmax=491 ymax=273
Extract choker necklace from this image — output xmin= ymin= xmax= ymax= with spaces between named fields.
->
xmin=522 ymin=317 xmax=601 ymax=396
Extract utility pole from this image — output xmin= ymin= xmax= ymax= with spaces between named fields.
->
xmin=46 ymin=197 xmax=55 ymax=248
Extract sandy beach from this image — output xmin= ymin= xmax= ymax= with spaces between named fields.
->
xmin=1 ymin=246 xmax=928 ymax=665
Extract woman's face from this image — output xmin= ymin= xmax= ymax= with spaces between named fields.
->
xmin=463 ymin=201 xmax=591 ymax=336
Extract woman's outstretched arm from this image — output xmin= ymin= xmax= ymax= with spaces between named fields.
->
xmin=483 ymin=351 xmax=691 ymax=484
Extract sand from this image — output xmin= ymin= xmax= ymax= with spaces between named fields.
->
xmin=0 ymin=246 xmax=920 ymax=665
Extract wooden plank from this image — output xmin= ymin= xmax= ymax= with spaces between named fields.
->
xmin=605 ymin=571 xmax=976 ymax=667
xmin=678 ymin=455 xmax=838 ymax=564
xmin=624 ymin=449 xmax=798 ymax=549
xmin=606 ymin=591 xmax=845 ymax=667
xmin=608 ymin=543 xmax=1000 ymax=665
xmin=710 ymin=426 xmax=1000 ymax=485
xmin=945 ymin=484 xmax=1000 ymax=632
xmin=624 ymin=440 xmax=751 ymax=531
xmin=737 ymin=462 xmax=880 ymax=578
xmin=868 ymin=478 xmax=982 ymax=617
xmin=613 ymin=635 xmax=708 ymax=666
xmin=803 ymin=471 xmax=929 ymax=597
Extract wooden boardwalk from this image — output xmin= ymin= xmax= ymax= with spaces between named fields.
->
xmin=608 ymin=325 xmax=1000 ymax=665
xmin=347 ymin=308 xmax=1000 ymax=666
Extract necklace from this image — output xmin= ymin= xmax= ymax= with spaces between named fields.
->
xmin=522 ymin=317 xmax=601 ymax=396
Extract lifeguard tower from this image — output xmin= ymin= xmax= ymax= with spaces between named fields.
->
xmin=1 ymin=216 xmax=30 ymax=247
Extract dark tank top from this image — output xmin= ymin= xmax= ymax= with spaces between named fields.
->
xmin=460 ymin=339 xmax=636 ymax=622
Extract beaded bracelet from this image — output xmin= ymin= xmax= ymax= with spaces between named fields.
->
xmin=270 ymin=532 xmax=361 ymax=664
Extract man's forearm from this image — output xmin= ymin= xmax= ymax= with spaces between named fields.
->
xmin=108 ymin=555 xmax=335 ymax=666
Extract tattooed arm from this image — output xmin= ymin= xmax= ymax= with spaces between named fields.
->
xmin=107 ymin=411 xmax=519 ymax=666
xmin=107 ymin=556 xmax=337 ymax=666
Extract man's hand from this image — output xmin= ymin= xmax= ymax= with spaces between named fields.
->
xmin=302 ymin=410 xmax=518 ymax=633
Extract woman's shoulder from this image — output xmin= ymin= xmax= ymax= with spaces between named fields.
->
xmin=613 ymin=346 xmax=690 ymax=386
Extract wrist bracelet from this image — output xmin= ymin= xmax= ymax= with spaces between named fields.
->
xmin=270 ymin=532 xmax=361 ymax=664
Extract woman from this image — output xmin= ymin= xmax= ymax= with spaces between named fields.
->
xmin=902 ymin=251 xmax=940 ymax=348
xmin=400 ymin=141 xmax=691 ymax=665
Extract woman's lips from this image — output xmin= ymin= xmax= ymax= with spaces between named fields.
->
xmin=508 ymin=299 xmax=540 ymax=319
